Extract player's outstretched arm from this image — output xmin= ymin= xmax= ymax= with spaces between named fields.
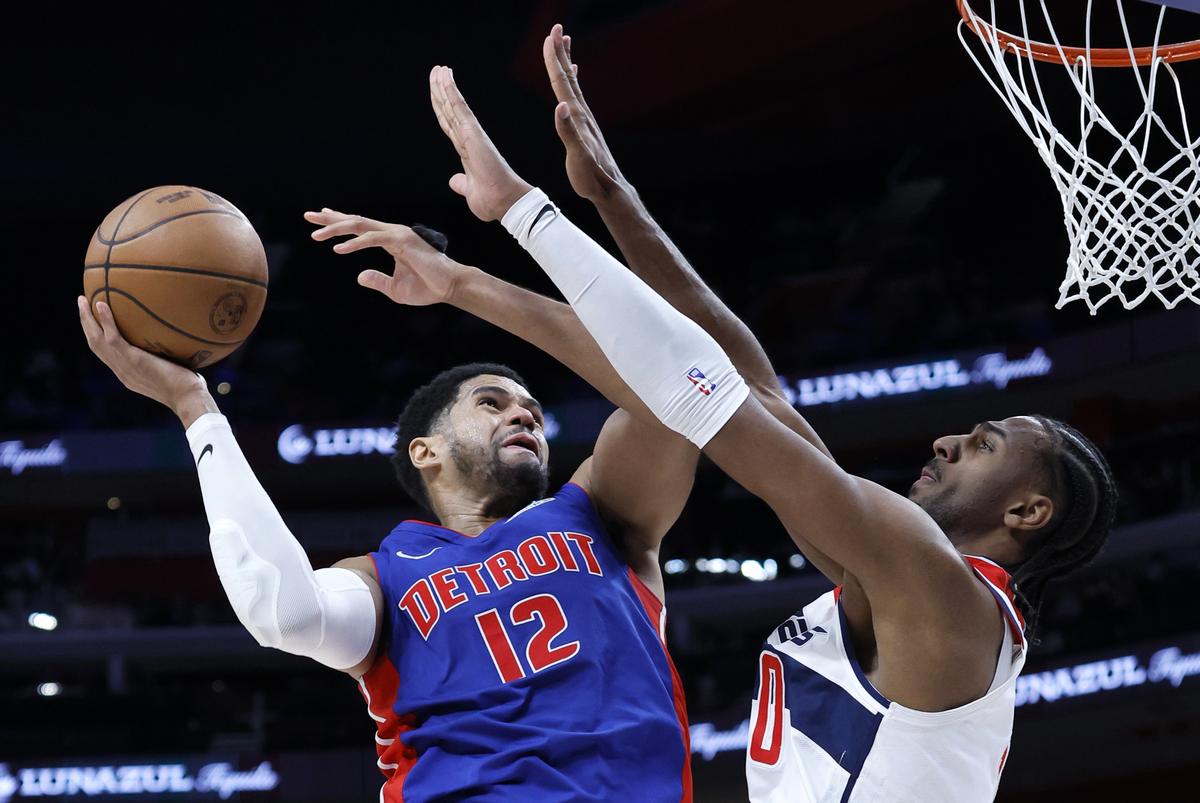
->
xmin=541 ymin=26 xmax=827 ymax=452
xmin=541 ymin=26 xmax=844 ymax=582
xmin=304 ymin=211 xmax=654 ymax=421
xmin=79 ymin=298 xmax=383 ymax=677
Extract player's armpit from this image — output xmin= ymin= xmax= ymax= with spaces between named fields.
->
xmin=330 ymin=555 xmax=385 ymax=679
xmin=570 ymin=410 xmax=699 ymax=602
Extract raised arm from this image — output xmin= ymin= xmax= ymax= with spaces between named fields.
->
xmin=302 ymin=213 xmax=651 ymax=420
xmin=78 ymin=297 xmax=383 ymax=678
xmin=541 ymin=26 xmax=791 ymax=403
xmin=541 ymin=25 xmax=844 ymax=581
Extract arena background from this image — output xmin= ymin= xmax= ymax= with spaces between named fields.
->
xmin=3 ymin=1 xmax=1200 ymax=800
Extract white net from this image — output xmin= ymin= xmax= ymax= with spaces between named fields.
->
xmin=958 ymin=0 xmax=1200 ymax=313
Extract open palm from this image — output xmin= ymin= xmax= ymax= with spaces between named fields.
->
xmin=305 ymin=210 xmax=466 ymax=306
xmin=429 ymin=66 xmax=532 ymax=222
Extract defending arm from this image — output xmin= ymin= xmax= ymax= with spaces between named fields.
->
xmin=590 ymin=193 xmax=846 ymax=582
xmin=501 ymin=188 xmax=748 ymax=448
xmin=186 ymin=413 xmax=377 ymax=671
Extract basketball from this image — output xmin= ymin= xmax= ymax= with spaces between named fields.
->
xmin=83 ymin=185 xmax=268 ymax=369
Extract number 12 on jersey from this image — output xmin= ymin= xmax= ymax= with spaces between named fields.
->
xmin=475 ymin=593 xmax=580 ymax=683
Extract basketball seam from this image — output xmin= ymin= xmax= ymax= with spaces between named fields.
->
xmin=83 ymin=263 xmax=269 ymax=289
xmin=88 ymin=287 xmax=246 ymax=347
xmin=104 ymin=189 xmax=157 ymax=312
xmin=94 ymin=208 xmax=246 ymax=246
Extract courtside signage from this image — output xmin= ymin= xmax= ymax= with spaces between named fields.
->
xmin=0 ymin=439 xmax=67 ymax=475
xmin=781 ymin=347 xmax=1052 ymax=408
xmin=277 ymin=424 xmax=395 ymax=464
xmin=277 ymin=415 xmax=562 ymax=464
xmin=0 ymin=760 xmax=277 ymax=801
xmin=1015 ymin=644 xmax=1200 ymax=706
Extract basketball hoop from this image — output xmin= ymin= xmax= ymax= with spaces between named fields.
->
xmin=956 ymin=0 xmax=1200 ymax=312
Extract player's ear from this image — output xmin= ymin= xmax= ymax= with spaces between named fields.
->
xmin=409 ymin=436 xmax=443 ymax=472
xmin=1003 ymin=494 xmax=1054 ymax=533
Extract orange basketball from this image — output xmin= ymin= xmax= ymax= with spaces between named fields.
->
xmin=83 ymin=185 xmax=268 ymax=369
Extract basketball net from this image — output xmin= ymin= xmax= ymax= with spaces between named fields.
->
xmin=957 ymin=0 xmax=1200 ymax=313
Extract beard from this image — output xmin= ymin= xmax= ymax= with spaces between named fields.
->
xmin=449 ymin=436 xmax=549 ymax=519
xmin=911 ymin=483 xmax=994 ymax=546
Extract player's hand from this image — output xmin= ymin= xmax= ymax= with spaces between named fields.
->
xmin=77 ymin=296 xmax=213 ymax=421
xmin=305 ymin=210 xmax=467 ymax=306
xmin=429 ymin=65 xmax=534 ymax=222
xmin=543 ymin=24 xmax=628 ymax=204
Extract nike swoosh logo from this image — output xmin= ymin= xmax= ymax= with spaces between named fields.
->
xmin=197 ymin=444 xmax=213 ymax=465
xmin=529 ymin=203 xmax=556 ymax=235
xmin=395 ymin=547 xmax=442 ymax=560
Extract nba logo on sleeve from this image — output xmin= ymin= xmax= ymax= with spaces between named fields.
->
xmin=686 ymin=367 xmax=717 ymax=396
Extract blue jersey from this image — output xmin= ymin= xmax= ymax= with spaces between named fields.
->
xmin=359 ymin=483 xmax=691 ymax=802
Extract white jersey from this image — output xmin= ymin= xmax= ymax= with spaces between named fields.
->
xmin=746 ymin=556 xmax=1027 ymax=803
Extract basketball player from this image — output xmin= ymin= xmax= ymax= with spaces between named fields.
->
xmin=76 ymin=277 xmax=700 ymax=796
xmin=314 ymin=29 xmax=1117 ymax=801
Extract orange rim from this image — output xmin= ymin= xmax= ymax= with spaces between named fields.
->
xmin=957 ymin=0 xmax=1200 ymax=67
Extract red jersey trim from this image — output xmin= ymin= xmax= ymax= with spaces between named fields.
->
xmin=625 ymin=568 xmax=694 ymax=803
xmin=964 ymin=555 xmax=1027 ymax=648
xmin=834 ymin=560 xmax=1023 ymax=646
xmin=358 ymin=654 xmax=419 ymax=801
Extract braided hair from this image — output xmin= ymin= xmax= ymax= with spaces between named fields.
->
xmin=1012 ymin=416 xmax=1118 ymax=636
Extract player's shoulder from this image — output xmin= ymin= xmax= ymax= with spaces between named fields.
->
xmin=507 ymin=482 xmax=597 ymax=524
xmin=375 ymin=483 xmax=595 ymax=549
xmin=375 ymin=518 xmax=458 ymax=556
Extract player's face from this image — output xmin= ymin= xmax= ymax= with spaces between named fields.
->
xmin=908 ymin=416 xmax=1049 ymax=542
xmin=440 ymin=374 xmax=550 ymax=515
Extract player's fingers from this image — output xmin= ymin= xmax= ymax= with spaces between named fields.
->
xmin=448 ymin=173 xmax=469 ymax=197
xmin=440 ymin=68 xmax=482 ymax=132
xmin=303 ymin=208 xmax=350 ymax=227
xmin=332 ymin=230 xmax=385 ymax=254
xmin=553 ymin=102 xmax=584 ymax=150
xmin=560 ymin=33 xmax=596 ymax=120
xmin=432 ymin=67 xmax=457 ymax=128
xmin=78 ymin=296 xmax=104 ymax=350
xmin=357 ymin=269 xmax=392 ymax=293
xmin=305 ymin=208 xmax=382 ymax=226
xmin=543 ymin=25 xmax=574 ymax=103
xmin=94 ymin=301 xmax=128 ymax=350
xmin=430 ymin=68 xmax=467 ymax=156
xmin=429 ymin=67 xmax=452 ymax=134
xmin=309 ymin=216 xmax=382 ymax=241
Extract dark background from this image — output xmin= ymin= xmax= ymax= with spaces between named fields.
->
xmin=3 ymin=1 xmax=1200 ymax=801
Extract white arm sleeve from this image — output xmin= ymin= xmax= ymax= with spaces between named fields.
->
xmin=186 ymin=413 xmax=377 ymax=671
xmin=501 ymin=188 xmax=749 ymax=448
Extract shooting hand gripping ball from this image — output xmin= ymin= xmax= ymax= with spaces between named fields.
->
xmin=82 ymin=185 xmax=268 ymax=369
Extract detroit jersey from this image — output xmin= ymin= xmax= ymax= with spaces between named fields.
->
xmin=360 ymin=482 xmax=691 ymax=802
xmin=746 ymin=556 xmax=1027 ymax=803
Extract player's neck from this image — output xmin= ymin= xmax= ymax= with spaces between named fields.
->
xmin=950 ymin=528 xmax=1021 ymax=567
xmin=429 ymin=490 xmax=505 ymax=537
xmin=437 ymin=512 xmax=503 ymax=537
